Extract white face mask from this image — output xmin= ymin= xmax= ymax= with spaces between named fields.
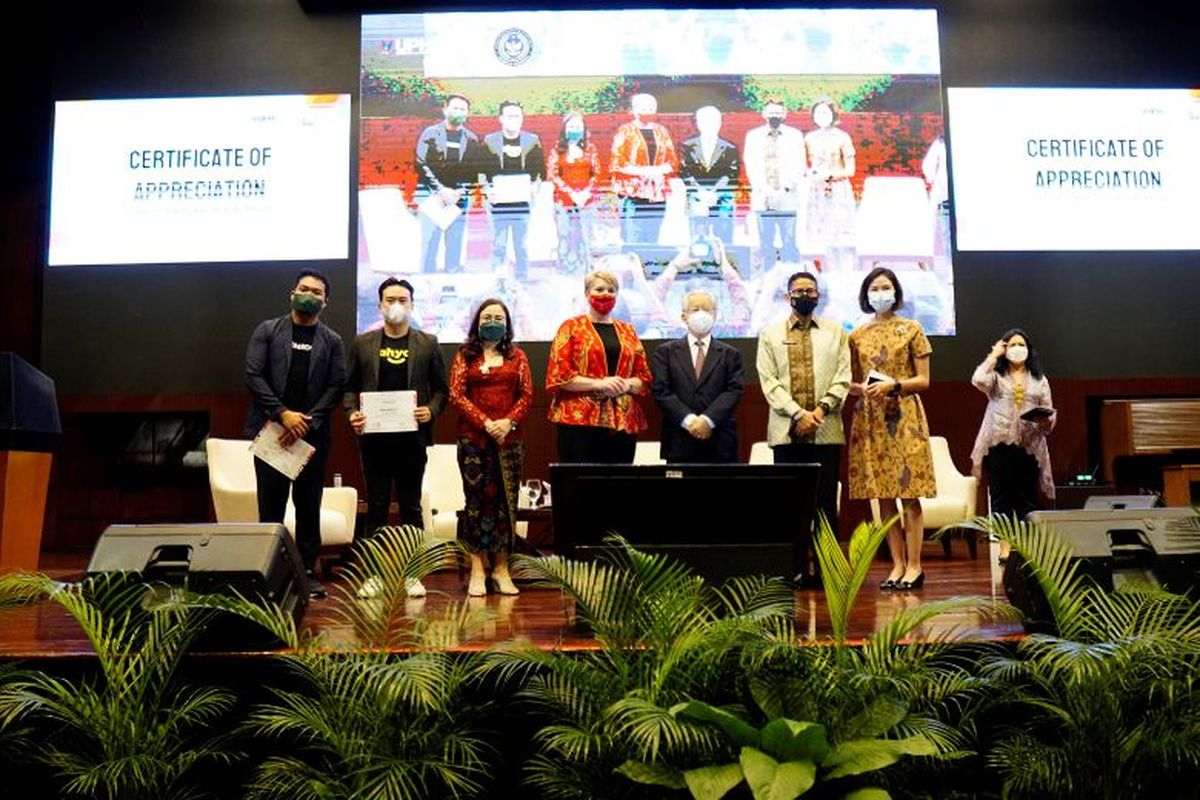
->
xmin=686 ymin=309 xmax=715 ymax=337
xmin=867 ymin=289 xmax=895 ymax=313
xmin=383 ymin=303 xmax=410 ymax=326
xmin=1006 ymin=345 xmax=1029 ymax=364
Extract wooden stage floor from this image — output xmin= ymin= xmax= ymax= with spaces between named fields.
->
xmin=0 ymin=542 xmax=1022 ymax=661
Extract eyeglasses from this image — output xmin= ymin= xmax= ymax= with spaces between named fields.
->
xmin=788 ymin=289 xmax=819 ymax=298
xmin=480 ymin=315 xmax=507 ymax=324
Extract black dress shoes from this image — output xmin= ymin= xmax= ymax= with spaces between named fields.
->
xmin=305 ymin=570 xmax=327 ymax=599
xmin=879 ymin=578 xmax=897 ymax=591
xmin=896 ymin=571 xmax=925 ymax=591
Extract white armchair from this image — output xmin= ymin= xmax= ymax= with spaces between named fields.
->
xmin=204 ymin=438 xmax=357 ymax=569
xmin=633 ymin=440 xmax=666 ymax=465
xmin=420 ymin=443 xmax=465 ymax=540
xmin=870 ymin=435 xmax=979 ymax=558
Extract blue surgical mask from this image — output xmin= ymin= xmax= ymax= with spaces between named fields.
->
xmin=868 ymin=289 xmax=895 ymax=313
xmin=565 ymin=129 xmax=583 ymax=143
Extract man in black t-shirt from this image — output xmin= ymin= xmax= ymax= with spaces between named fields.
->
xmin=245 ymin=269 xmax=346 ymax=598
xmin=345 ymin=277 xmax=448 ymax=597
xmin=415 ymin=94 xmax=480 ymax=273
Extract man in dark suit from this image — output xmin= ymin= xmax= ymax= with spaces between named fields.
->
xmin=481 ymin=100 xmax=545 ymax=282
xmin=651 ymin=289 xmax=745 ymax=463
xmin=344 ymin=277 xmax=448 ymax=596
xmin=415 ymin=93 xmax=480 ymax=273
xmin=679 ymin=105 xmax=740 ymax=249
xmin=245 ymin=269 xmax=346 ymax=598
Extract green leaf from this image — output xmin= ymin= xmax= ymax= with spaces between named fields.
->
xmin=683 ymin=763 xmax=746 ymax=800
xmin=842 ymin=696 xmax=908 ymax=740
xmin=616 ymin=760 xmax=687 ymax=790
xmin=760 ymin=718 xmax=829 ymax=764
xmin=675 ymin=700 xmax=761 ymax=748
xmin=740 ymin=747 xmax=817 ymax=800
xmin=822 ymin=736 xmax=937 ymax=779
xmin=841 ymin=789 xmax=892 ymax=800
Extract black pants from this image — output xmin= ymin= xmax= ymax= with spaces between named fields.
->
xmin=255 ymin=434 xmax=328 ymax=570
xmin=984 ymin=443 xmax=1041 ymax=521
xmin=556 ymin=425 xmax=637 ymax=464
xmin=772 ymin=442 xmax=843 ymax=577
xmin=360 ymin=432 xmax=427 ymax=535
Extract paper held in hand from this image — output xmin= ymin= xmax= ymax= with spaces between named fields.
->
xmin=360 ymin=390 xmax=419 ymax=434
xmin=417 ymin=193 xmax=463 ymax=231
xmin=251 ymin=421 xmax=316 ymax=480
xmin=490 ymin=173 xmax=533 ymax=204
xmin=866 ymin=369 xmax=895 ymax=386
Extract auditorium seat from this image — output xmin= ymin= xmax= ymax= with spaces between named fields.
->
xmin=203 ymin=437 xmax=357 ymax=571
xmin=870 ymin=435 xmax=979 ymax=558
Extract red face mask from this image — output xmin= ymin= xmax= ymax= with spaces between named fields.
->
xmin=589 ymin=294 xmax=616 ymax=315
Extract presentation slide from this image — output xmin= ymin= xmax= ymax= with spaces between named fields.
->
xmin=948 ymin=87 xmax=1200 ymax=251
xmin=358 ymin=8 xmax=956 ymax=341
xmin=48 ymin=94 xmax=352 ymax=266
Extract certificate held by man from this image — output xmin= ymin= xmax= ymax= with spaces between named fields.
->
xmin=359 ymin=390 xmax=419 ymax=433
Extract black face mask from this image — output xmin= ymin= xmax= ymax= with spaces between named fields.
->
xmin=766 ymin=116 xmax=784 ymax=129
xmin=791 ymin=296 xmax=819 ymax=316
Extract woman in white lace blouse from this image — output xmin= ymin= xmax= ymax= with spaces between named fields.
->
xmin=970 ymin=329 xmax=1056 ymax=541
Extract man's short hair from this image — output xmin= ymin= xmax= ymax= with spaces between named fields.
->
xmin=787 ymin=271 xmax=819 ymax=292
xmin=498 ymin=99 xmax=523 ymax=115
xmin=294 ymin=269 xmax=330 ymax=297
xmin=378 ymin=276 xmax=415 ymax=302
xmin=681 ymin=288 xmax=718 ymax=311
xmin=444 ymin=93 xmax=469 ymax=108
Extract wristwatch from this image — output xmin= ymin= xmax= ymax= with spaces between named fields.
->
xmin=816 ymin=401 xmax=832 ymax=416
xmin=890 ymin=380 xmax=902 ymax=397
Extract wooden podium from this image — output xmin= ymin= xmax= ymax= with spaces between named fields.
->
xmin=0 ymin=354 xmax=61 ymax=572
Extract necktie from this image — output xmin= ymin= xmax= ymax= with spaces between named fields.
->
xmin=694 ymin=340 xmax=706 ymax=379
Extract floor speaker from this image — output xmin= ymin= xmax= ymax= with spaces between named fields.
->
xmin=1004 ymin=508 xmax=1200 ymax=632
xmin=87 ymin=522 xmax=309 ymax=645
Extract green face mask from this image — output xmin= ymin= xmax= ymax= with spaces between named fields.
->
xmin=292 ymin=292 xmax=323 ymax=316
xmin=479 ymin=321 xmax=506 ymax=342
xmin=446 ymin=111 xmax=467 ymax=126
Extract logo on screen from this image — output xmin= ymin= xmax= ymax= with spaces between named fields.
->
xmin=494 ymin=28 xmax=533 ymax=66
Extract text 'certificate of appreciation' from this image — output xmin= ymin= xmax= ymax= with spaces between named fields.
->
xmin=360 ymin=390 xmax=419 ymax=433
xmin=251 ymin=421 xmax=316 ymax=480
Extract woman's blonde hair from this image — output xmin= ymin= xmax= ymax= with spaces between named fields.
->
xmin=584 ymin=270 xmax=619 ymax=293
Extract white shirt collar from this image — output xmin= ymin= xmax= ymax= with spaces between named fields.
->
xmin=688 ymin=333 xmax=712 ymax=350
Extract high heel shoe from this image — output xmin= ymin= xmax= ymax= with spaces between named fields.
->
xmin=896 ymin=571 xmax=925 ymax=590
xmin=879 ymin=578 xmax=897 ymax=591
xmin=467 ymin=572 xmax=487 ymax=597
xmin=489 ymin=574 xmax=520 ymax=596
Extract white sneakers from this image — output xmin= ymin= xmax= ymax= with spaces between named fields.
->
xmin=356 ymin=576 xmax=426 ymax=599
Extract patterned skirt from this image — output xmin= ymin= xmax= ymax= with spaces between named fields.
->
xmin=457 ymin=438 xmax=523 ymax=554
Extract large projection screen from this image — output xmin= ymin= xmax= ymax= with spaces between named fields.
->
xmin=358 ymin=9 xmax=954 ymax=340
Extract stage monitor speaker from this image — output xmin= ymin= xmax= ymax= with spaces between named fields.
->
xmin=87 ymin=523 xmax=308 ymax=646
xmin=1004 ymin=508 xmax=1200 ymax=632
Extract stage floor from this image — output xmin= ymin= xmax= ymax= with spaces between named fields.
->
xmin=0 ymin=541 xmax=1022 ymax=661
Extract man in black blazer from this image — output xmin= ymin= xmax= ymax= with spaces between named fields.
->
xmin=345 ymin=278 xmax=448 ymax=593
xmin=651 ymin=289 xmax=745 ymax=463
xmin=679 ymin=105 xmax=740 ymax=248
xmin=245 ymin=269 xmax=346 ymax=597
